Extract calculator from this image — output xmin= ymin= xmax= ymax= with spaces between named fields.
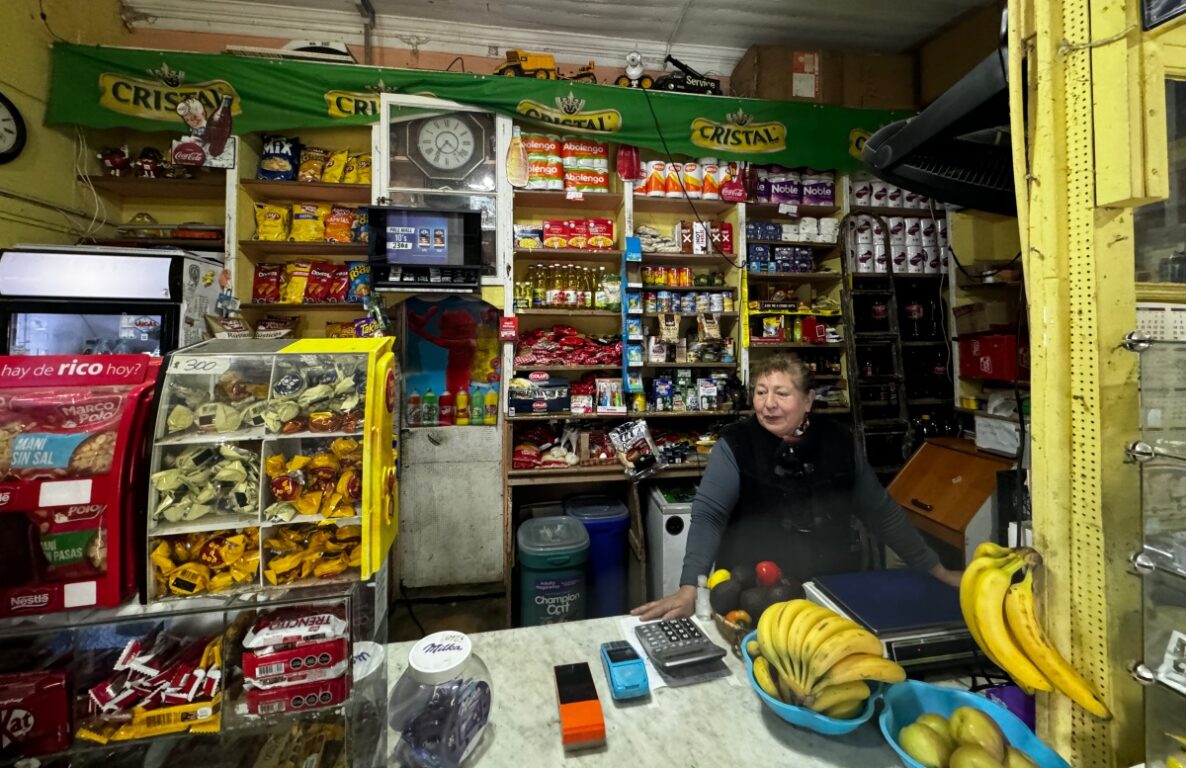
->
xmin=633 ymin=618 xmax=726 ymax=671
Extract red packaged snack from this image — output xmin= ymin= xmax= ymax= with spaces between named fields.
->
xmin=0 ymin=670 xmax=71 ymax=757
xmin=242 ymin=608 xmax=348 ymax=650
xmin=304 ymin=262 xmax=335 ymax=304
xmin=245 ymin=674 xmax=348 ymax=716
xmin=323 ymin=206 xmax=356 ymax=244
xmin=587 ymin=218 xmax=615 ymax=249
xmin=327 ymin=264 xmax=350 ymax=304
xmin=566 ymin=219 xmax=589 ymax=249
xmin=542 ymin=220 xmax=569 ymax=249
xmin=252 ymin=264 xmax=282 ymax=304
xmin=243 ymin=636 xmax=349 ymax=684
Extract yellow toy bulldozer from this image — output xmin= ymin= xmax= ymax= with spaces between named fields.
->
xmin=495 ymin=50 xmax=597 ymax=83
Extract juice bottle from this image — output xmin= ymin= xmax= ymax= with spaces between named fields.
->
xmin=506 ymin=126 xmax=530 ymax=188
xmin=469 ymin=387 xmax=486 ymax=426
xmin=422 ymin=388 xmax=438 ymax=426
xmin=405 ymin=389 xmax=422 ymax=428
xmin=483 ymin=387 xmax=498 ymax=425
xmin=456 ymin=388 xmax=471 ymax=425
xmin=439 ymin=389 xmax=455 ymax=426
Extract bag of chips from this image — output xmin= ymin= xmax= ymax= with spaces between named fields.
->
xmin=255 ymin=315 xmax=299 ymax=339
xmin=353 ymin=209 xmax=369 ymax=243
xmin=325 ymin=321 xmax=355 ymax=339
xmin=254 ymin=203 xmax=290 ymax=242
xmin=282 ymin=262 xmax=311 ymax=304
xmin=298 ymin=147 xmax=331 ymax=183
xmin=206 ymin=315 xmax=254 ymax=339
xmin=257 ymin=135 xmax=299 ymax=181
xmin=321 ymin=150 xmax=348 ymax=183
xmin=252 ymin=264 xmax=282 ymax=303
xmin=328 ymin=264 xmax=350 ymax=304
xmin=346 ymin=261 xmax=371 ymax=301
xmin=304 ymin=262 xmax=334 ymax=303
xmin=354 ymin=317 xmax=382 ymax=337
xmin=343 ymin=153 xmax=372 ymax=185
xmin=289 ymin=203 xmax=330 ymax=242
xmin=324 ymin=206 xmax=356 ymax=244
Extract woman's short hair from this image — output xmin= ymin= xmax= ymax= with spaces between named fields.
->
xmin=750 ymin=354 xmax=815 ymax=395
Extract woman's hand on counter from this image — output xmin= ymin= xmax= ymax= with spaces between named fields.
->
xmin=631 ymin=585 xmax=696 ymax=621
xmin=930 ymin=563 xmax=963 ymax=589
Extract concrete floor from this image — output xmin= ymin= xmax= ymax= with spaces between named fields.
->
xmin=389 ymin=596 xmax=508 ymax=642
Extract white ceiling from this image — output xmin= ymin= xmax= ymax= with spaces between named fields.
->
xmin=129 ymin=0 xmax=997 ymax=75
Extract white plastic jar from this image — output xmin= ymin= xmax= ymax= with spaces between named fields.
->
xmin=389 ymin=631 xmax=492 ymax=768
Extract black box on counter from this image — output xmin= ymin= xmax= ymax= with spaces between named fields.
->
xmin=509 ymin=373 xmax=571 ymax=414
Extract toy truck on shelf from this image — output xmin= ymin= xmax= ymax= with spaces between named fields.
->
xmin=654 ymin=55 xmax=722 ymax=95
xmin=495 ymin=49 xmax=596 ymax=82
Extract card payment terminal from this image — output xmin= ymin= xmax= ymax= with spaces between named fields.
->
xmin=599 ymin=641 xmax=649 ymax=700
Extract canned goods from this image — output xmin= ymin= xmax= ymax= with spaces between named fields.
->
xmin=709 ymin=293 xmax=725 ymax=313
xmin=644 ymin=292 xmax=658 ymax=313
xmin=695 ymin=293 xmax=710 ymax=313
xmin=723 ymin=295 xmax=734 ymax=312
xmin=653 ymin=266 xmax=667 ymax=286
xmin=712 ymin=271 xmax=725 ymax=286
xmin=681 ymin=293 xmax=696 ymax=313
xmin=641 ymin=266 xmax=654 ymax=286
xmin=657 ymin=291 xmax=673 ymax=312
xmin=679 ymin=267 xmax=693 ymax=287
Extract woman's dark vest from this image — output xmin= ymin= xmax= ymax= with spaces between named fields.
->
xmin=716 ymin=415 xmax=864 ymax=584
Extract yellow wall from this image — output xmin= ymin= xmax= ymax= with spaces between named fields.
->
xmin=0 ymin=0 xmax=129 ymax=247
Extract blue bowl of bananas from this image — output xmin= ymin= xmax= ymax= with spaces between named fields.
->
xmin=741 ymin=627 xmax=884 ymax=736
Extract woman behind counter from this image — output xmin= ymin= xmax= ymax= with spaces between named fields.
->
xmin=634 ymin=354 xmax=961 ymax=621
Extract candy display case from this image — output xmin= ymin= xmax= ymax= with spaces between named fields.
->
xmin=148 ymin=338 xmax=397 ymax=604
xmin=0 ymin=577 xmax=389 ymax=766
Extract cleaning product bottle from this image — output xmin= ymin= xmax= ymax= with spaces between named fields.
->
xmin=456 ymin=388 xmax=470 ymax=426
xmin=483 ymin=387 xmax=498 ymax=425
xmin=695 ymin=574 xmax=711 ymax=620
xmin=422 ymin=388 xmax=438 ymax=427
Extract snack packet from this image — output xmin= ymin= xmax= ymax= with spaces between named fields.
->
xmin=325 ymin=322 xmax=354 ymax=339
xmin=257 ymin=135 xmax=299 ymax=181
xmin=328 ymin=264 xmax=350 ymax=303
xmin=297 ymin=147 xmax=330 ymax=183
xmin=255 ymin=315 xmax=299 ymax=339
xmin=254 ymin=203 xmax=290 ymax=242
xmin=343 ymin=153 xmax=371 ymax=185
xmin=289 ymin=203 xmax=330 ymax=242
xmin=608 ymin=420 xmax=667 ymax=480
xmin=282 ymin=262 xmax=311 ymax=304
xmin=304 ymin=262 xmax=334 ymax=303
xmin=206 ymin=315 xmax=254 ymax=339
xmin=320 ymin=149 xmax=348 ymax=183
xmin=346 ymin=261 xmax=371 ymax=301
xmin=354 ymin=317 xmax=381 ymax=337
xmin=353 ymin=209 xmax=369 ymax=243
xmin=252 ymin=264 xmax=281 ymax=304
xmin=324 ymin=205 xmax=356 ymax=243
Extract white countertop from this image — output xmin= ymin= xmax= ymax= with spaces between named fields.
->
xmin=385 ymin=616 xmax=901 ymax=767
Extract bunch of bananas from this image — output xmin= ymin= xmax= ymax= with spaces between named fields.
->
xmin=960 ymin=543 xmax=1110 ymax=719
xmin=749 ymin=599 xmax=906 ymax=719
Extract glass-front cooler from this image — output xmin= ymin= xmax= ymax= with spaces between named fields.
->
xmin=147 ymin=338 xmax=398 ymax=605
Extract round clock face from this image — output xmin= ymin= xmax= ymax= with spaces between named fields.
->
xmin=0 ymin=91 xmax=26 ymax=163
xmin=416 ymin=117 xmax=476 ymax=171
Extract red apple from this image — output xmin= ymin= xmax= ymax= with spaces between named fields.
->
xmin=755 ymin=561 xmax=782 ymax=588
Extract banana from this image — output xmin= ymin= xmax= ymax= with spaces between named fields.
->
xmin=1003 ymin=570 xmax=1111 ymax=719
xmin=786 ymin=604 xmax=832 ymax=687
xmin=973 ymin=558 xmax=1053 ymax=693
xmin=758 ymin=601 xmax=788 ymax=681
xmin=805 ymin=626 xmax=884 ymax=690
xmin=752 ymin=654 xmax=782 ymax=700
xmin=974 ymin=541 xmax=1016 ymax=560
xmin=823 ymin=698 xmax=866 ymax=719
xmin=799 ymin=615 xmax=859 ymax=681
xmin=775 ymin=600 xmax=810 ymax=690
xmin=806 ymin=680 xmax=870 ymax=713
xmin=813 ymin=652 xmax=906 ymax=690
xmin=961 ymin=553 xmax=1020 ymax=668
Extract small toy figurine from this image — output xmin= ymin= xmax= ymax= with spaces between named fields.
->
xmin=614 ymin=51 xmax=654 ymax=89
xmin=135 ymin=147 xmax=164 ymax=178
xmin=99 ymin=146 xmax=131 ymax=176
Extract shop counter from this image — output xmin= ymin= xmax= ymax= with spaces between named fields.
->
xmin=385 ymin=616 xmax=901 ymax=766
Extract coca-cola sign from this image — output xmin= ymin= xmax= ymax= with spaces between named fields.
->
xmin=171 ymin=141 xmax=206 ymax=166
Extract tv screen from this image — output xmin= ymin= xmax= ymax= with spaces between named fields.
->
xmin=368 ymin=207 xmax=481 ymax=268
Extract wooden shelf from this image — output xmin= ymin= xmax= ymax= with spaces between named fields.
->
xmin=747 ymin=239 xmax=839 ymax=249
xmin=746 ymin=202 xmax=839 ymax=219
xmin=239 ymin=302 xmax=365 ymax=311
xmin=863 ymin=418 xmax=909 ymax=429
xmin=641 ymin=311 xmax=738 ymax=318
xmin=640 ymin=362 xmax=738 ymax=369
xmin=507 ymin=460 xmax=707 ymax=486
xmin=80 ymin=173 xmax=225 ymax=200
xmin=632 ymin=196 xmax=735 ymax=215
xmin=82 ymin=237 xmax=224 ymax=250
xmin=512 ymin=365 xmax=621 ymax=373
xmin=514 ymin=248 xmax=622 ymax=263
xmin=516 ymin=309 xmax=620 ymax=318
xmin=749 ymin=342 xmax=846 ymax=349
xmin=238 ymin=240 xmax=368 ymax=258
xmin=907 ymin=397 xmax=953 ymax=405
xmin=640 ymin=252 xmax=740 ymax=265
xmin=514 ymin=190 xmax=621 ymax=211
xmin=746 ymin=272 xmax=841 ymax=283
xmin=240 ymin=179 xmax=370 ymax=204
xmin=639 ymin=285 xmax=736 ymax=293
xmin=507 ymin=410 xmax=751 ymax=422
xmin=893 ymin=273 xmax=946 ymax=280
xmin=852 ymin=205 xmax=944 ymax=219
xmin=901 ymin=340 xmax=947 ymax=347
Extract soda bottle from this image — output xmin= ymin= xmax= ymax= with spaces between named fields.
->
xmin=531 ymin=264 xmax=547 ymax=309
xmin=405 ymin=389 xmax=422 ymax=428
xmin=483 ymin=387 xmax=498 ymax=425
xmin=469 ymin=387 xmax=486 ymax=426
xmin=456 ymin=388 xmax=471 ymax=425
xmin=931 ymin=349 xmax=949 ymax=399
xmin=205 ymin=95 xmax=234 ymax=157
xmin=903 ymin=293 xmax=924 ymax=339
xmin=422 ymin=388 xmax=438 ymax=426
xmin=926 ymin=297 xmax=942 ymax=340
xmin=869 ymin=299 xmax=889 ymax=332
xmin=439 ymin=389 xmax=455 ymax=426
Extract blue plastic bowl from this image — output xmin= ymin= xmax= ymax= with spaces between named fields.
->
xmin=740 ymin=630 xmax=880 ymax=736
xmin=880 ymin=680 xmax=1070 ymax=768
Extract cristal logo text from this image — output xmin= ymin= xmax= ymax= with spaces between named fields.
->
xmin=516 ymin=100 xmax=621 ymax=133
xmin=98 ymin=73 xmax=240 ymax=122
xmin=690 ymin=117 xmax=787 ymax=154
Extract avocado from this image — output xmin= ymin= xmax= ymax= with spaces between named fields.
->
xmin=731 ymin=562 xmax=757 ymax=589
xmin=709 ymin=579 xmax=742 ymax=615
xmin=767 ymin=582 xmax=803 ymax=604
xmin=739 ymin=586 xmax=771 ymax=621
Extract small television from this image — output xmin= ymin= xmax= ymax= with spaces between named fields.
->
xmin=367 ymin=206 xmax=483 ymax=292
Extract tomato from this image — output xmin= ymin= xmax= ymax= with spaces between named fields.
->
xmin=755 ymin=560 xmax=782 ymax=588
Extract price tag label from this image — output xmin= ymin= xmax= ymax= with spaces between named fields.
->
xmin=565 ymin=188 xmax=585 ymax=202
xmin=778 ymin=203 xmax=799 ymax=216
xmin=499 ymin=316 xmax=519 ymax=342
xmin=169 ymin=355 xmax=232 ymax=376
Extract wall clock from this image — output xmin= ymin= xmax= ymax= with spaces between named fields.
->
xmin=406 ymin=114 xmax=486 ymax=183
xmin=0 ymin=91 xmax=27 ymax=165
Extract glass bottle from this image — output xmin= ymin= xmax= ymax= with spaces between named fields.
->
xmin=547 ymin=266 xmax=563 ymax=308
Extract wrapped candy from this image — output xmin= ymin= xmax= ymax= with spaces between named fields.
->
xmin=270 ymin=475 xmax=301 ymax=501
xmin=262 ymin=523 xmax=361 ymax=585
xmin=166 ymin=405 xmax=195 ymax=433
xmin=150 ymin=529 xmax=261 ymax=598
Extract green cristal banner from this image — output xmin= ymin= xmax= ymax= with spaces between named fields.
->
xmin=47 ymin=43 xmax=909 ymax=170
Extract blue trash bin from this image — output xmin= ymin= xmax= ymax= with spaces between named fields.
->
xmin=564 ymin=494 xmax=630 ymax=618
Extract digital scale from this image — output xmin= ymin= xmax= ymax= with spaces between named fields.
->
xmin=804 ymin=569 xmax=981 ymax=673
